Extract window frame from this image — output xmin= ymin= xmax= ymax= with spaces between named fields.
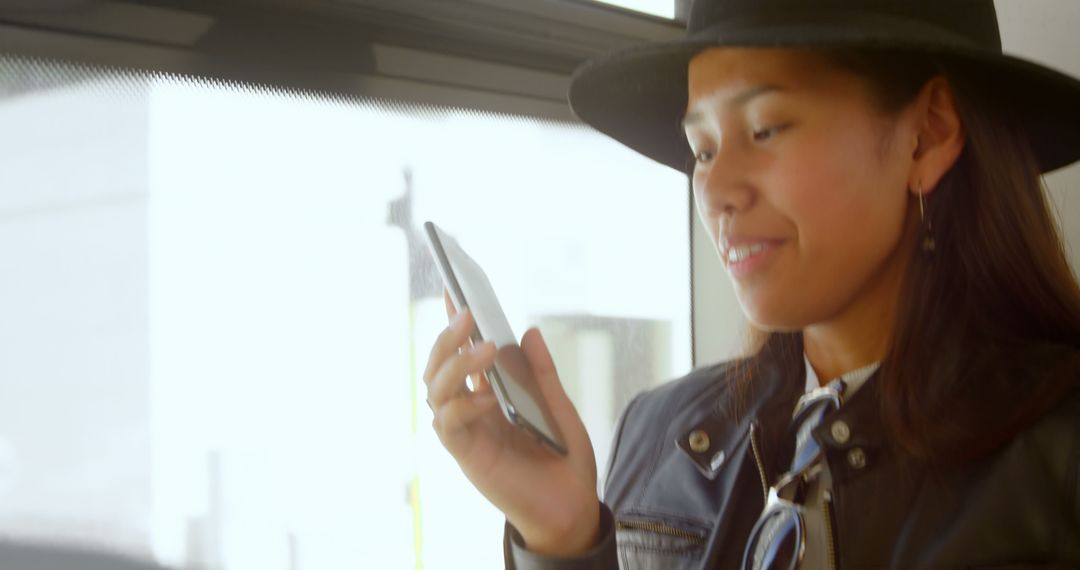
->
xmin=0 ymin=0 xmax=684 ymax=102
xmin=1 ymin=0 xmax=727 ymax=368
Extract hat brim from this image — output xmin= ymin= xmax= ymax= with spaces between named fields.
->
xmin=568 ymin=17 xmax=1080 ymax=175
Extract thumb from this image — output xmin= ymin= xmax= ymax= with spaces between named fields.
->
xmin=520 ymin=327 xmax=557 ymax=379
xmin=521 ymin=327 xmax=596 ymax=473
xmin=520 ymin=327 xmax=575 ymax=412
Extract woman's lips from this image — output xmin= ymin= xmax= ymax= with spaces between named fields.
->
xmin=722 ymin=240 xmax=784 ymax=278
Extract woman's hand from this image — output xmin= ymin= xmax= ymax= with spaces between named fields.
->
xmin=423 ymin=289 xmax=600 ymax=557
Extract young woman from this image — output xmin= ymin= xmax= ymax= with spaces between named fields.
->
xmin=423 ymin=1 xmax=1080 ymax=568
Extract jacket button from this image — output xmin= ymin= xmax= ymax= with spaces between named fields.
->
xmin=847 ymin=447 xmax=867 ymax=469
xmin=688 ymin=430 xmax=710 ymax=453
xmin=830 ymin=420 xmax=851 ymax=444
xmin=710 ymin=450 xmax=726 ymax=471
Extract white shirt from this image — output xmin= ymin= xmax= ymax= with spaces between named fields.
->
xmin=802 ymin=354 xmax=879 ymax=397
xmin=799 ymin=354 xmax=880 ymax=569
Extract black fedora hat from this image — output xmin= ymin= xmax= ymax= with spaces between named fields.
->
xmin=568 ymin=0 xmax=1080 ymax=174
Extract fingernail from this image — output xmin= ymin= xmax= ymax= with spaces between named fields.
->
xmin=453 ymin=308 xmax=470 ymax=326
xmin=470 ymin=341 xmax=493 ymax=355
xmin=450 ymin=312 xmax=463 ymax=327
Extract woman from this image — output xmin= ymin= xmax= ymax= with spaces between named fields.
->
xmin=423 ymin=0 xmax=1080 ymax=568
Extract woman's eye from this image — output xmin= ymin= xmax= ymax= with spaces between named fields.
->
xmin=694 ymin=149 xmax=715 ymax=164
xmin=752 ymin=124 xmax=787 ymax=142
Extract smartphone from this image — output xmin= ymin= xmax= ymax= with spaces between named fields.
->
xmin=423 ymin=221 xmax=568 ymax=456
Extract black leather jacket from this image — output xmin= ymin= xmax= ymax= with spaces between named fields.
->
xmin=506 ymin=345 xmax=1080 ymax=569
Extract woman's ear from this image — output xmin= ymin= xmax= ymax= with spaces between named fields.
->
xmin=909 ymin=76 xmax=966 ymax=195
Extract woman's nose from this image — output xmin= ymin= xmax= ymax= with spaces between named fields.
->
xmin=696 ymin=145 xmax=754 ymax=216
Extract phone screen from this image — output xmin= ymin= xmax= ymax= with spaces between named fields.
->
xmin=424 ymin=222 xmax=566 ymax=455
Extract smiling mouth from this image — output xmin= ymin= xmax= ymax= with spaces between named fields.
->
xmin=725 ymin=242 xmax=769 ymax=264
xmin=722 ymin=241 xmax=784 ymax=277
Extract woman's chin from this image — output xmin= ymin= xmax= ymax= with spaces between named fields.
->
xmin=738 ymin=298 xmax=811 ymax=333
xmin=747 ymin=320 xmax=804 ymax=334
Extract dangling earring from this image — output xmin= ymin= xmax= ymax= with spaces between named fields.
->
xmin=918 ymin=183 xmax=936 ymax=256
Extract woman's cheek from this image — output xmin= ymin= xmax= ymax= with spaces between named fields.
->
xmin=691 ymin=186 xmax=715 ymax=233
xmin=771 ymin=169 xmax=837 ymax=243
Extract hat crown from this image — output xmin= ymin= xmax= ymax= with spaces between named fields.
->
xmin=688 ymin=0 xmax=1002 ymax=52
xmin=571 ymin=0 xmax=1080 ymax=174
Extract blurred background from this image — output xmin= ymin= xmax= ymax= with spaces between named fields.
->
xmin=0 ymin=0 xmax=1078 ymax=568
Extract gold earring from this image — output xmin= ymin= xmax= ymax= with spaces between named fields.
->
xmin=919 ymin=183 xmax=936 ymax=255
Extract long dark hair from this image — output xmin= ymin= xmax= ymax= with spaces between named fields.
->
xmin=736 ymin=48 xmax=1080 ymax=463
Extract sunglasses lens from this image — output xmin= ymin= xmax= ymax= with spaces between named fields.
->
xmin=743 ymin=506 xmax=801 ymax=570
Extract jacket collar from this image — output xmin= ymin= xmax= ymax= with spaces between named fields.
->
xmin=674 ymin=347 xmax=804 ymax=482
xmin=811 ymin=368 xmax=889 ymax=485
xmin=675 ymin=347 xmax=888 ymax=485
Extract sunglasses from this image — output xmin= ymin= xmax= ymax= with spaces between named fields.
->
xmin=742 ymin=379 xmax=845 ymax=570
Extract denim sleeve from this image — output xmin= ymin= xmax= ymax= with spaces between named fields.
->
xmin=503 ymin=503 xmax=618 ymax=570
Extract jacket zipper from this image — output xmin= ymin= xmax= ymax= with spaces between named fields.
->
xmin=615 ymin=519 xmax=706 ymax=545
xmin=749 ymin=422 xmax=769 ymax=504
xmin=823 ymin=490 xmax=838 ymax=570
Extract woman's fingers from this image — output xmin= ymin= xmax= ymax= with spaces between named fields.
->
xmin=432 ymin=390 xmax=500 ymax=454
xmin=444 ymin=288 xmax=457 ymax=320
xmin=440 ymin=289 xmax=490 ymax=393
xmin=471 ymin=369 xmax=492 ymax=393
xmin=428 ymin=340 xmax=496 ymax=409
xmin=427 ymin=337 xmax=499 ymax=457
xmin=422 ymin=308 xmax=473 ymax=388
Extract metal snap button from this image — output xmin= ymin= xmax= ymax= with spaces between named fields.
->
xmin=709 ymin=450 xmax=726 ymax=472
xmin=830 ymin=420 xmax=851 ymax=444
xmin=688 ymin=430 xmax=710 ymax=453
xmin=847 ymin=447 xmax=867 ymax=469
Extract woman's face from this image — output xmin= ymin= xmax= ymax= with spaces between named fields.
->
xmin=685 ymin=48 xmax=919 ymax=330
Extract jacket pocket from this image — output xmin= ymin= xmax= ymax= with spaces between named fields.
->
xmin=615 ymin=514 xmax=708 ymax=570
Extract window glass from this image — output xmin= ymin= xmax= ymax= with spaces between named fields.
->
xmin=591 ymin=0 xmax=676 ymax=19
xmin=0 ymin=55 xmax=690 ymax=569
